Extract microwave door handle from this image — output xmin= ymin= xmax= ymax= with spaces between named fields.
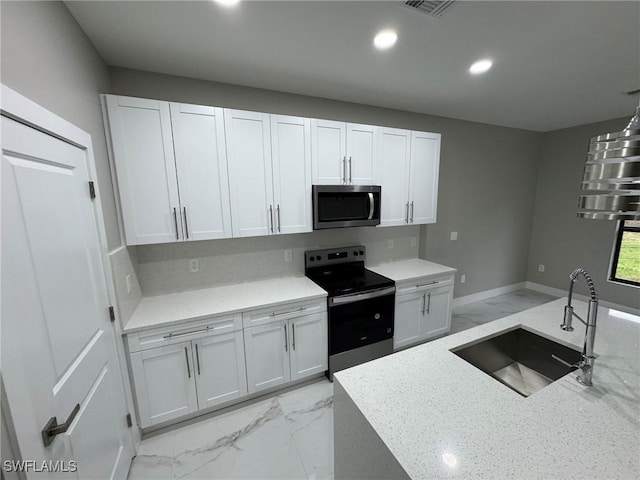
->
xmin=368 ymin=192 xmax=374 ymax=220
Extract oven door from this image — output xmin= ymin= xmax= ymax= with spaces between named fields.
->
xmin=328 ymin=286 xmax=395 ymax=355
xmin=313 ymin=185 xmax=381 ymax=229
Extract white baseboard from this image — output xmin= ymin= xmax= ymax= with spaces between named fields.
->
xmin=526 ymin=281 xmax=640 ymax=317
xmin=452 ymin=282 xmax=526 ymax=307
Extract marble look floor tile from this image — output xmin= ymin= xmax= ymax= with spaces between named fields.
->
xmin=279 ymin=381 xmax=334 ymax=480
xmin=128 ymin=430 xmax=176 ymax=480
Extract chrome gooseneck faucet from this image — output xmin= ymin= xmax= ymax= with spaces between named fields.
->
xmin=559 ymin=268 xmax=598 ymax=386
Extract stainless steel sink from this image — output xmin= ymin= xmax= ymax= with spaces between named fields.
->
xmin=450 ymin=327 xmax=582 ymax=397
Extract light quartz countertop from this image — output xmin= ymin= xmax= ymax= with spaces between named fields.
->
xmin=334 ymin=298 xmax=640 ymax=479
xmin=123 ymin=276 xmax=327 ymax=333
xmin=369 ymin=258 xmax=457 ymax=282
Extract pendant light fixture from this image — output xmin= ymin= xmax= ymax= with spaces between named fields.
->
xmin=577 ymin=105 xmax=640 ymax=220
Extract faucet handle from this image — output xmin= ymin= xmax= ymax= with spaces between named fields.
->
xmin=551 ymin=354 xmax=580 ymax=369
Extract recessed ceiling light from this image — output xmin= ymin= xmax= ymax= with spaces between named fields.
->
xmin=469 ymin=59 xmax=493 ymax=75
xmin=374 ymin=29 xmax=398 ymax=50
xmin=215 ymin=0 xmax=240 ymax=7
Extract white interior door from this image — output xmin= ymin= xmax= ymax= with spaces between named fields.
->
xmin=271 ymin=114 xmax=312 ymax=235
xmin=1 ymin=116 xmax=134 ymax=479
xmin=170 ymin=103 xmax=232 ymax=241
xmin=378 ymin=127 xmax=411 ymax=227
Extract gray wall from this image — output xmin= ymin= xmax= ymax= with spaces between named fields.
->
xmin=110 ymin=68 xmax=541 ymax=298
xmin=527 ymin=117 xmax=640 ymax=308
xmin=0 ymin=0 xmax=120 ymax=251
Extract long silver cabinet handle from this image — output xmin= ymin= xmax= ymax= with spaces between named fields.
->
xmin=348 ymin=156 xmax=352 ymax=184
xmin=277 ymin=204 xmax=281 ymax=233
xmin=183 ymin=206 xmax=189 ymax=239
xmin=410 ymin=201 xmax=414 ymax=223
xmin=269 ymin=306 xmax=307 ymax=318
xmin=163 ymin=326 xmax=212 ymax=339
xmin=195 ymin=343 xmax=201 ymax=375
xmin=269 ymin=205 xmax=274 ymax=234
xmin=421 ymin=293 xmax=426 ymax=316
xmin=342 ymin=156 xmax=347 ymax=184
xmin=427 ymin=292 xmax=431 ymax=314
xmin=416 ymin=281 xmax=438 ymax=288
xmin=173 ymin=208 xmax=179 ymax=240
xmin=284 ymin=324 xmax=288 ymax=352
xmin=405 ymin=202 xmax=409 ymax=223
xmin=185 ymin=347 xmax=191 ymax=378
xmin=292 ymin=323 xmax=296 ymax=350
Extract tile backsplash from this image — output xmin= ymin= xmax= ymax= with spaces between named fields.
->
xmin=135 ymin=225 xmax=420 ymax=296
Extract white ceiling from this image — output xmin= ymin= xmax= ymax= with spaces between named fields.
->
xmin=65 ymin=0 xmax=640 ymax=132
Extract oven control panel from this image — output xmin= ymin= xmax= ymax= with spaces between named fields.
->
xmin=305 ymin=245 xmax=366 ymax=268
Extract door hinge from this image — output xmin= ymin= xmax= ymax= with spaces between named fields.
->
xmin=108 ymin=306 xmax=116 ymax=323
xmin=88 ymin=181 xmax=96 ymax=199
xmin=126 ymin=413 xmax=132 ymax=428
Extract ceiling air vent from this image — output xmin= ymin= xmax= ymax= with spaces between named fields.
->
xmin=404 ymin=1 xmax=456 ymax=18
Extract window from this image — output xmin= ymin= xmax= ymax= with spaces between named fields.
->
xmin=610 ymin=220 xmax=640 ymax=287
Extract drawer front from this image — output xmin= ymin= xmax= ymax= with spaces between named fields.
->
xmin=396 ymin=274 xmax=454 ymax=296
xmin=242 ymin=298 xmax=326 ymax=329
xmin=127 ymin=313 xmax=243 ymax=352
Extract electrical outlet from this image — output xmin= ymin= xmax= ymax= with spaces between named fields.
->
xmin=460 ymin=274 xmax=466 ymax=284
xmin=538 ymin=264 xmax=545 ymax=273
xmin=284 ymin=249 xmax=292 ymax=262
xmin=411 ymin=237 xmax=417 ymax=247
xmin=450 ymin=231 xmax=458 ymax=241
xmin=125 ymin=274 xmax=132 ymax=294
xmin=388 ymin=239 xmax=394 ymax=249
xmin=189 ymin=258 xmax=200 ymax=273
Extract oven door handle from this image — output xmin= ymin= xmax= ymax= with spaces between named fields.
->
xmin=367 ymin=192 xmax=375 ymax=220
xmin=330 ymin=286 xmax=395 ymax=306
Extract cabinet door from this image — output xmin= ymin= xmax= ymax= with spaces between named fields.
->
xmin=393 ymin=290 xmax=425 ymax=350
xmin=346 ymin=123 xmax=378 ymax=185
xmin=378 ymin=127 xmax=411 ymax=227
xmin=243 ymin=320 xmax=290 ymax=394
xmin=422 ymin=285 xmax=453 ymax=340
xmin=130 ymin=342 xmax=198 ymax=428
xmin=104 ymin=95 xmax=181 ymax=245
xmin=225 ymin=109 xmax=274 ymax=237
xmin=409 ymin=131 xmax=441 ymax=224
xmin=271 ymin=115 xmax=312 ymax=234
xmin=289 ymin=313 xmax=328 ymax=381
xmin=170 ymin=103 xmax=232 ymax=241
xmin=193 ymin=331 xmax=247 ymax=410
xmin=311 ymin=119 xmax=347 ymax=185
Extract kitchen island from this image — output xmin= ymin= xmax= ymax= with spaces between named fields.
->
xmin=334 ymin=298 xmax=640 ymax=479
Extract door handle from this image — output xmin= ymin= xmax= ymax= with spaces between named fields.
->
xmin=185 ymin=347 xmax=191 ymax=378
xmin=348 ymin=156 xmax=352 ymax=184
xmin=269 ymin=205 xmax=274 ymax=234
xmin=292 ymin=323 xmax=296 ymax=350
xmin=427 ymin=292 xmax=431 ymax=314
xmin=421 ymin=293 xmax=426 ymax=316
xmin=342 ymin=156 xmax=347 ymax=184
xmin=42 ymin=403 xmax=80 ymax=447
xmin=183 ymin=207 xmax=189 ymax=239
xmin=410 ymin=201 xmax=414 ymax=223
xmin=405 ymin=202 xmax=409 ymax=223
xmin=277 ymin=204 xmax=281 ymax=233
xmin=195 ymin=343 xmax=201 ymax=375
xmin=173 ymin=208 xmax=179 ymax=240
xmin=368 ymin=193 xmax=375 ymax=220
xmin=284 ymin=324 xmax=288 ymax=352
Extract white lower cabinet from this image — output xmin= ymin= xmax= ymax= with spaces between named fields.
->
xmin=393 ymin=276 xmax=454 ymax=350
xmin=244 ymin=312 xmax=328 ymax=394
xmin=129 ymin=324 xmax=247 ymax=428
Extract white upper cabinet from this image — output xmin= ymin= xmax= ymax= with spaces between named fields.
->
xmin=378 ymin=127 xmax=411 ymax=227
xmin=409 ymin=131 xmax=441 ymax=225
xmin=225 ymin=109 xmax=274 ymax=237
xmin=311 ymin=120 xmax=378 ymax=185
xmin=104 ymin=96 xmax=233 ymax=245
xmin=378 ymin=129 xmax=441 ymax=226
xmin=270 ymin=115 xmax=313 ymax=235
xmin=170 ymin=103 xmax=232 ymax=241
xmin=105 ymin=95 xmax=180 ymax=245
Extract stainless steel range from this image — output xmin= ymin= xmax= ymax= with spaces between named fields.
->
xmin=304 ymin=245 xmax=395 ymax=379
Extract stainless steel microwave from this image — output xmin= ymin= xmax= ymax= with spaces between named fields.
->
xmin=312 ymin=185 xmax=381 ymax=230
